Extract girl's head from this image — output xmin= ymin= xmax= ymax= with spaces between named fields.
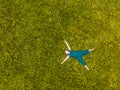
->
xmin=65 ymin=50 xmax=70 ymax=55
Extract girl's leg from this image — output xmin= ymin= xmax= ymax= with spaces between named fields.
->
xmin=89 ymin=48 xmax=94 ymax=52
xmin=82 ymin=50 xmax=90 ymax=56
xmin=81 ymin=48 xmax=94 ymax=56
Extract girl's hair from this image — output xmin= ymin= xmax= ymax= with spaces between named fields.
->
xmin=65 ymin=50 xmax=70 ymax=55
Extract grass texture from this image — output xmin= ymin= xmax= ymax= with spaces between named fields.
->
xmin=0 ymin=0 xmax=120 ymax=90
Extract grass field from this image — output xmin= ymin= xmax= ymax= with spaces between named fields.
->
xmin=0 ymin=0 xmax=120 ymax=90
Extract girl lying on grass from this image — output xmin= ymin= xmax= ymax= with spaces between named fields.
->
xmin=61 ymin=40 xmax=94 ymax=71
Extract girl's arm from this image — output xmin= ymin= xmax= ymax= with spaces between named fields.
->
xmin=61 ymin=55 xmax=69 ymax=64
xmin=64 ymin=40 xmax=71 ymax=50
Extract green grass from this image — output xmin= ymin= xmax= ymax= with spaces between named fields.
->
xmin=0 ymin=0 xmax=120 ymax=90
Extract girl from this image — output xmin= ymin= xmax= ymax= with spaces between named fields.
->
xmin=61 ymin=40 xmax=94 ymax=70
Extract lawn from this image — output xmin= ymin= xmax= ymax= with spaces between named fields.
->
xmin=0 ymin=0 xmax=120 ymax=90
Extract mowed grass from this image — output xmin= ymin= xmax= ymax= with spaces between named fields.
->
xmin=0 ymin=0 xmax=120 ymax=90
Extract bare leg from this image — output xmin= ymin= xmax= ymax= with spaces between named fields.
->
xmin=89 ymin=48 xmax=94 ymax=52
xmin=85 ymin=65 xmax=89 ymax=71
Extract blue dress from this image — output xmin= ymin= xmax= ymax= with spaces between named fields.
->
xmin=69 ymin=50 xmax=90 ymax=66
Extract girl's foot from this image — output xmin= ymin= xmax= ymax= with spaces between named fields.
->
xmin=89 ymin=48 xmax=94 ymax=52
